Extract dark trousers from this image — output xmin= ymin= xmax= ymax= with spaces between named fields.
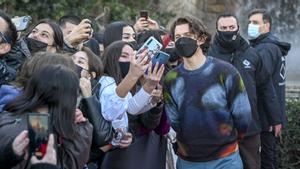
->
xmin=239 ymin=134 xmax=261 ymax=169
xmin=261 ymin=131 xmax=277 ymax=169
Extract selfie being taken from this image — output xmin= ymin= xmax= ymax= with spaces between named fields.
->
xmin=0 ymin=0 xmax=298 ymax=169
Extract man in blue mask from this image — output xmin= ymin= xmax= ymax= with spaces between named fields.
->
xmin=163 ymin=16 xmax=251 ymax=169
xmin=209 ymin=13 xmax=282 ymax=169
xmin=0 ymin=11 xmax=18 ymax=85
xmin=248 ymin=9 xmax=291 ymax=169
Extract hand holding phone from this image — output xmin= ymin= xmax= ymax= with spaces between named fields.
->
xmin=30 ymin=134 xmax=57 ymax=165
xmin=28 ymin=113 xmax=49 ymax=159
xmin=140 ymin=10 xmax=149 ymax=20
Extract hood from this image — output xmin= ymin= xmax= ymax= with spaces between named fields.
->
xmin=250 ymin=33 xmax=291 ymax=56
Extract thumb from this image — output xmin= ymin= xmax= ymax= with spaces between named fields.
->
xmin=30 ymin=155 xmax=38 ymax=164
xmin=47 ymin=134 xmax=55 ymax=151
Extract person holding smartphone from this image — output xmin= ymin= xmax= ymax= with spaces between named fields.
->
xmin=0 ymin=131 xmax=58 ymax=169
xmin=0 ymin=65 xmax=93 ymax=169
xmin=100 ymin=40 xmax=167 ymax=169
xmin=134 ymin=10 xmax=160 ymax=33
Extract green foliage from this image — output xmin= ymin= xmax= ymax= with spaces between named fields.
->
xmin=0 ymin=0 xmax=175 ymax=32
xmin=277 ymin=100 xmax=300 ymax=169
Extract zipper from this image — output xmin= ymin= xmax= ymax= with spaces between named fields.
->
xmin=0 ymin=118 xmax=21 ymax=128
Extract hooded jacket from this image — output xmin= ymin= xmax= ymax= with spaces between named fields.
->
xmin=250 ymin=32 xmax=291 ymax=129
xmin=209 ymin=34 xmax=282 ymax=134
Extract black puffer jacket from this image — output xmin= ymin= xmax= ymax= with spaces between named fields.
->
xmin=209 ymin=35 xmax=281 ymax=135
xmin=250 ymin=32 xmax=291 ymax=129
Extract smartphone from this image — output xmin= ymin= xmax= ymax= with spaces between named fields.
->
xmin=140 ymin=10 xmax=148 ymax=20
xmin=12 ymin=16 xmax=32 ymax=31
xmin=84 ymin=20 xmax=92 ymax=36
xmin=137 ymin=36 xmax=163 ymax=61
xmin=151 ymin=51 xmax=170 ymax=67
xmin=28 ymin=113 xmax=49 ymax=159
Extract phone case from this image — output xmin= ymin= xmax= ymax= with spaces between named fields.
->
xmin=151 ymin=51 xmax=170 ymax=66
xmin=12 ymin=16 xmax=31 ymax=31
xmin=137 ymin=36 xmax=163 ymax=60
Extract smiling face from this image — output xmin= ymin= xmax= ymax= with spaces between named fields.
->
xmin=28 ymin=23 xmax=56 ymax=52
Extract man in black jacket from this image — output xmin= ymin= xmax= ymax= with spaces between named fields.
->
xmin=248 ymin=9 xmax=291 ymax=169
xmin=208 ymin=14 xmax=281 ymax=169
xmin=0 ymin=11 xmax=18 ymax=85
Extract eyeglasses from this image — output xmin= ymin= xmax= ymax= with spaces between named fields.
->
xmin=0 ymin=31 xmax=10 ymax=44
xmin=0 ymin=32 xmax=8 ymax=43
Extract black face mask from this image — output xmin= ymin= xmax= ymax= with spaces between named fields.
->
xmin=127 ymin=41 xmax=138 ymax=51
xmin=25 ymin=37 xmax=48 ymax=54
xmin=216 ymin=30 xmax=240 ymax=49
xmin=119 ymin=62 xmax=130 ymax=78
xmin=175 ymin=37 xmax=198 ymax=58
xmin=75 ymin=65 xmax=83 ymax=77
xmin=165 ymin=48 xmax=179 ymax=62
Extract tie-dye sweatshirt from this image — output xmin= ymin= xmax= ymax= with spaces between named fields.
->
xmin=163 ymin=56 xmax=251 ymax=162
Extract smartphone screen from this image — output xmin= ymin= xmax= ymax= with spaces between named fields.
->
xmin=28 ymin=113 xmax=49 ymax=159
xmin=137 ymin=36 xmax=163 ymax=61
xmin=140 ymin=10 xmax=148 ymax=20
xmin=12 ymin=16 xmax=31 ymax=31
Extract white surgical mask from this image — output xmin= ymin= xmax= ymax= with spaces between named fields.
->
xmin=248 ymin=24 xmax=260 ymax=40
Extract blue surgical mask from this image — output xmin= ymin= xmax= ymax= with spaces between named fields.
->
xmin=248 ymin=24 xmax=260 ymax=40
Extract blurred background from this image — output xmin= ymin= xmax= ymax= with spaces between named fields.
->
xmin=1 ymin=0 xmax=299 ymax=85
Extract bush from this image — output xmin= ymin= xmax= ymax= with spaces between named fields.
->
xmin=277 ymin=99 xmax=300 ymax=169
xmin=0 ymin=0 xmax=175 ymax=33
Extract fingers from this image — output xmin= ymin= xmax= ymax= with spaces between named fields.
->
xmin=79 ymin=77 xmax=92 ymax=97
xmin=31 ymin=134 xmax=57 ymax=165
xmin=147 ymin=62 xmax=153 ymax=76
xmin=46 ymin=134 xmax=55 ymax=154
xmin=136 ymin=49 xmax=148 ymax=63
xmin=157 ymin=64 xmax=165 ymax=80
xmin=153 ymin=62 xmax=159 ymax=74
xmin=30 ymin=155 xmax=39 ymax=164
xmin=156 ymin=84 xmax=163 ymax=90
xmin=75 ymin=109 xmax=87 ymax=123
xmin=14 ymin=130 xmax=28 ymax=144
xmin=13 ymin=130 xmax=29 ymax=156
xmin=119 ymin=133 xmax=133 ymax=148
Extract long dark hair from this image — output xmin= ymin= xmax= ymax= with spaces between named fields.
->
xmin=81 ymin=46 xmax=104 ymax=79
xmin=5 ymin=65 xmax=78 ymax=139
xmin=13 ymin=52 xmax=75 ymax=89
xmin=102 ymin=21 xmax=133 ymax=48
xmin=102 ymin=40 xmax=130 ymax=84
xmin=27 ymin=19 xmax=64 ymax=51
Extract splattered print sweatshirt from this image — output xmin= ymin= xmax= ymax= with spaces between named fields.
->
xmin=163 ymin=56 xmax=251 ymax=162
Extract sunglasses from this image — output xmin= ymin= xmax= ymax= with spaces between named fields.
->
xmin=0 ymin=31 xmax=11 ymax=44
